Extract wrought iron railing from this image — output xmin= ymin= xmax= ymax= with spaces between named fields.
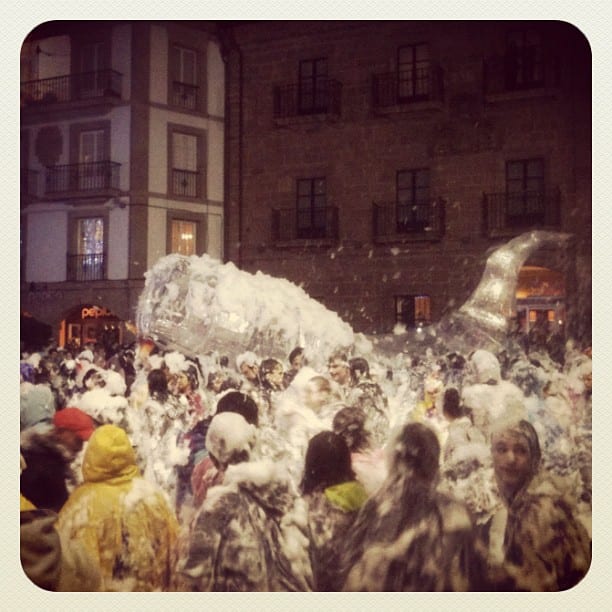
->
xmin=45 ymin=161 xmax=121 ymax=194
xmin=483 ymin=53 xmax=559 ymax=95
xmin=272 ymin=206 xmax=339 ymax=241
xmin=372 ymin=64 xmax=444 ymax=108
xmin=172 ymin=81 xmax=198 ymax=110
xmin=21 ymin=69 xmax=123 ymax=106
xmin=273 ymin=79 xmax=342 ymax=118
xmin=482 ymin=189 xmax=561 ymax=235
xmin=20 ymin=168 xmax=39 ymax=197
xmin=66 ymin=252 xmax=106 ymax=282
xmin=172 ymin=168 xmax=199 ymax=197
xmin=373 ymin=199 xmax=445 ymax=239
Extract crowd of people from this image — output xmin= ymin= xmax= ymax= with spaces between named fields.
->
xmin=19 ymin=330 xmax=592 ymax=592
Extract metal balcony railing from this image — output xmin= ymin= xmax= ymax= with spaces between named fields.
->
xmin=272 ymin=206 xmax=339 ymax=241
xmin=67 ymin=252 xmax=106 ymax=282
xmin=483 ymin=53 xmax=559 ymax=95
xmin=273 ymin=79 xmax=342 ymax=118
xmin=45 ymin=161 xmax=121 ymax=195
xmin=373 ymin=199 xmax=446 ymax=240
xmin=20 ymin=168 xmax=39 ymax=198
xmin=172 ymin=168 xmax=199 ymax=197
xmin=483 ymin=189 xmax=561 ymax=235
xmin=171 ymin=81 xmax=198 ymax=110
xmin=372 ymin=64 xmax=444 ymax=108
xmin=21 ymin=69 xmax=123 ymax=106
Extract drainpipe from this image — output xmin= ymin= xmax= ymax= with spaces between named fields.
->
xmin=221 ymin=26 xmax=243 ymax=268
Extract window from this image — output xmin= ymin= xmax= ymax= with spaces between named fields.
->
xmin=79 ymin=129 xmax=106 ymax=190
xmin=170 ymin=219 xmax=197 ymax=255
xmin=171 ymin=131 xmax=199 ymax=197
xmin=296 ymin=177 xmax=326 ymax=238
xmin=398 ymin=44 xmax=430 ymax=100
xmin=171 ymin=45 xmax=198 ymax=110
xmin=69 ymin=217 xmax=105 ymax=281
xmin=504 ymin=30 xmax=544 ymax=90
xmin=395 ymin=295 xmax=431 ymax=328
xmin=166 ymin=211 xmax=206 ymax=255
xmin=506 ymin=159 xmax=545 ymax=225
xmin=80 ymin=42 xmax=105 ymax=98
xmin=397 ymin=169 xmax=430 ymax=231
xmin=299 ymin=58 xmax=328 ymax=114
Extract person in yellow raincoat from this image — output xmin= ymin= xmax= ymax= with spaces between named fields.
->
xmin=56 ymin=424 xmax=179 ymax=591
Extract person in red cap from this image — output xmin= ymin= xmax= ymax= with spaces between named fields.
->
xmin=21 ymin=407 xmax=96 ymax=513
xmin=52 ymin=407 xmax=96 ymax=492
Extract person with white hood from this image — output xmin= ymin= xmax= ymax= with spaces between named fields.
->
xmin=179 ymin=412 xmax=314 ymax=591
xmin=461 ymin=349 xmax=527 ymax=440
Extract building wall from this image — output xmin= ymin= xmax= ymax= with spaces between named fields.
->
xmin=21 ymin=21 xmax=227 ymax=341
xmin=224 ymin=21 xmax=591 ymax=337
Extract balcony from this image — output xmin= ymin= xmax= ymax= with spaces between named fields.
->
xmin=273 ymin=79 xmax=342 ymax=122
xmin=482 ymin=189 xmax=561 ymax=237
xmin=272 ymin=207 xmax=339 ymax=244
xmin=483 ymin=53 xmax=559 ymax=97
xmin=67 ymin=252 xmax=106 ymax=282
xmin=171 ymin=168 xmax=200 ymax=198
xmin=372 ymin=65 xmax=444 ymax=112
xmin=373 ymin=200 xmax=445 ymax=242
xmin=20 ymin=169 xmax=40 ymax=202
xmin=21 ymin=69 xmax=123 ymax=108
xmin=171 ymin=81 xmax=198 ymax=111
xmin=45 ymin=161 xmax=121 ymax=199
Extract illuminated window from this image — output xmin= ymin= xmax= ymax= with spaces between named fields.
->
xmin=395 ymin=294 xmax=431 ymax=327
xmin=171 ymin=219 xmax=197 ymax=255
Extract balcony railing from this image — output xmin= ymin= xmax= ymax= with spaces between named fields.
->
xmin=172 ymin=81 xmax=198 ymax=110
xmin=45 ymin=161 xmax=121 ymax=195
xmin=272 ymin=206 xmax=339 ymax=242
xmin=21 ymin=69 xmax=123 ymax=106
xmin=67 ymin=252 xmax=106 ymax=282
xmin=273 ymin=79 xmax=342 ymax=119
xmin=373 ymin=199 xmax=446 ymax=241
xmin=172 ymin=168 xmax=199 ymax=197
xmin=483 ymin=189 xmax=561 ymax=236
xmin=372 ymin=64 xmax=444 ymax=108
xmin=20 ymin=168 xmax=39 ymax=198
xmin=483 ymin=53 xmax=559 ymax=95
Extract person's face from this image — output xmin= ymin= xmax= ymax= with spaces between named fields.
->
xmin=266 ymin=363 xmax=284 ymax=388
xmin=85 ymin=371 xmax=105 ymax=390
xmin=491 ymin=431 xmax=532 ymax=495
xmin=291 ymin=353 xmax=304 ymax=371
xmin=240 ymin=362 xmax=259 ymax=382
xmin=328 ymin=359 xmax=350 ymax=385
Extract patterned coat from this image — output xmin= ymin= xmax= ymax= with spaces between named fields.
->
xmin=336 ymin=477 xmax=488 ymax=591
xmin=480 ymin=481 xmax=591 ymax=591
xmin=304 ymin=481 xmax=368 ymax=591
xmin=180 ymin=459 xmax=314 ymax=591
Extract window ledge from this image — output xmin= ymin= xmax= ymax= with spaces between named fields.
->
xmin=272 ymin=238 xmax=338 ymax=248
xmin=273 ymin=113 xmax=341 ymax=128
xmin=372 ymin=99 xmax=444 ymax=116
xmin=374 ymin=231 xmax=444 ymax=244
xmin=485 ymin=87 xmax=559 ymax=104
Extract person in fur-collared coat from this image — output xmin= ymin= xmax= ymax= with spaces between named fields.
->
xmin=179 ymin=412 xmax=314 ymax=591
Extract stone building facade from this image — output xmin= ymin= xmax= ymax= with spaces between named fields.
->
xmin=222 ymin=20 xmax=591 ymax=341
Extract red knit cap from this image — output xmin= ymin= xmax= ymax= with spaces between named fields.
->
xmin=53 ymin=407 xmax=95 ymax=441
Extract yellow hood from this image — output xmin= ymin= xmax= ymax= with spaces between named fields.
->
xmin=82 ymin=424 xmax=139 ymax=484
